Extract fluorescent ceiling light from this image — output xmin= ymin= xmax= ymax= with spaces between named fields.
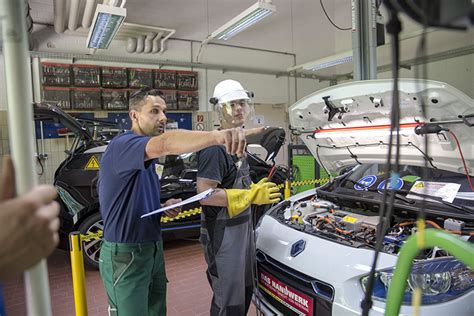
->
xmin=287 ymin=51 xmax=353 ymax=73
xmin=209 ymin=1 xmax=276 ymax=41
xmin=87 ymin=3 xmax=126 ymax=50
xmin=303 ymin=51 xmax=353 ymax=72
xmin=313 ymin=123 xmax=420 ymax=139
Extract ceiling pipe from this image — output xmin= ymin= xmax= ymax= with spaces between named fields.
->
xmin=158 ymin=28 xmax=175 ymax=54
xmin=136 ymin=35 xmax=145 ymax=53
xmin=25 ymin=0 xmax=34 ymax=50
xmin=26 ymin=14 xmax=33 ymax=32
xmin=144 ymin=32 xmax=156 ymax=53
xmin=24 ymin=1 xmax=32 ymax=29
xmin=124 ymin=23 xmax=176 ymax=55
xmin=152 ymin=31 xmax=165 ymax=53
xmin=82 ymin=0 xmax=96 ymax=28
xmin=49 ymin=6 xmax=178 ymax=55
xmin=35 ymin=20 xmax=294 ymax=57
xmin=30 ymin=50 xmax=322 ymax=80
xmin=53 ymin=0 xmax=66 ymax=33
xmin=68 ymin=0 xmax=80 ymax=31
xmin=126 ymin=37 xmax=137 ymax=53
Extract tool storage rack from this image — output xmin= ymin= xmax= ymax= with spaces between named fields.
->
xmin=41 ymin=63 xmax=199 ymax=111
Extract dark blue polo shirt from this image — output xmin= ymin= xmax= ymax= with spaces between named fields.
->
xmin=98 ymin=132 xmax=162 ymax=243
xmin=0 ymin=285 xmax=5 ymax=316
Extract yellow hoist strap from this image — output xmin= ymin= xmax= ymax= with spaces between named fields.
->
xmin=80 ymin=208 xmax=204 ymax=241
xmin=277 ymin=178 xmax=330 ymax=189
xmin=160 ymin=207 xmax=202 ymax=223
xmin=81 ymin=231 xmax=103 ymax=242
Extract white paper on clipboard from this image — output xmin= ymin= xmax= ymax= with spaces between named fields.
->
xmin=141 ymin=188 xmax=215 ymax=218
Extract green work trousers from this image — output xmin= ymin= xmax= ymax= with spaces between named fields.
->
xmin=99 ymin=240 xmax=167 ymax=316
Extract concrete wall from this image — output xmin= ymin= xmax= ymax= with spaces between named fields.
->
xmin=378 ymin=54 xmax=474 ymax=97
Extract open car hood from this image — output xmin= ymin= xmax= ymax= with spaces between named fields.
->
xmin=289 ymin=79 xmax=474 ymax=175
xmin=34 ymin=103 xmax=93 ymax=141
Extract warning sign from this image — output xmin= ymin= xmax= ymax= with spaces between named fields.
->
xmin=84 ymin=155 xmax=100 ymax=170
xmin=196 ymin=123 xmax=204 ymax=131
xmin=197 ymin=114 xmax=204 ymax=122
xmin=414 ymin=182 xmax=424 ymax=189
xmin=155 ymin=163 xmax=164 ymax=179
xmin=407 ymin=181 xmax=461 ymax=203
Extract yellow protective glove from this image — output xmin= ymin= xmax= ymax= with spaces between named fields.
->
xmin=225 ymin=178 xmax=281 ymax=217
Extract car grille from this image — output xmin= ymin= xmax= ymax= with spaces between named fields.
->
xmin=256 ymin=250 xmax=334 ymax=316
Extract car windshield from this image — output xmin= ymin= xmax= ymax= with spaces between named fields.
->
xmin=338 ymin=164 xmax=473 ymax=208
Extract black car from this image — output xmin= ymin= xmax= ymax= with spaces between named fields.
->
xmin=34 ymin=103 xmax=287 ymax=268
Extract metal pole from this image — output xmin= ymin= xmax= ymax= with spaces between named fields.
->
xmin=0 ymin=1 xmax=53 ymax=315
xmin=31 ymin=56 xmax=42 ymax=103
xmin=69 ymin=232 xmax=88 ymax=316
xmin=352 ymin=0 xmax=378 ymax=80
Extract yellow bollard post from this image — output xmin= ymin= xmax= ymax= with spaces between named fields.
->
xmin=69 ymin=232 xmax=88 ymax=316
xmin=284 ymin=180 xmax=291 ymax=199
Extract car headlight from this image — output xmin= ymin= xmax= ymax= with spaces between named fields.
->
xmin=361 ymin=258 xmax=473 ymax=305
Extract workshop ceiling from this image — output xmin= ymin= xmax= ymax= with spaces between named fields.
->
xmin=28 ymin=0 xmax=353 ymax=61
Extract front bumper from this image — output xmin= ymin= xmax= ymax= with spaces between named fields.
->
xmin=255 ymin=215 xmax=474 ymax=316
xmin=255 ymin=292 xmax=474 ymax=316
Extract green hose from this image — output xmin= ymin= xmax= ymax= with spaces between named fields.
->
xmin=385 ymin=229 xmax=474 ymax=316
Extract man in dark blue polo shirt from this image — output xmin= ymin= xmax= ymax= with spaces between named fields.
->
xmin=98 ymin=88 xmax=261 ymax=316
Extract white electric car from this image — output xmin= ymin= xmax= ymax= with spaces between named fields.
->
xmin=254 ymin=79 xmax=474 ymax=316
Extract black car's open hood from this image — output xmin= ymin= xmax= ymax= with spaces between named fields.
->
xmin=33 ymin=103 xmax=93 ymax=141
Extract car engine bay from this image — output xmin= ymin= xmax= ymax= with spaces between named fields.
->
xmin=272 ymin=195 xmax=473 ymax=260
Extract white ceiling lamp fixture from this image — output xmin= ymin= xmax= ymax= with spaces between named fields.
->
xmin=86 ymin=0 xmax=127 ymax=51
xmin=209 ymin=0 xmax=276 ymax=41
xmin=304 ymin=51 xmax=353 ymax=72
xmin=288 ymin=51 xmax=353 ymax=73
xmin=196 ymin=0 xmax=275 ymax=62
xmin=304 ymin=51 xmax=353 ymax=71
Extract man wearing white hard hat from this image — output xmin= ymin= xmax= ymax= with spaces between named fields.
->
xmin=197 ymin=79 xmax=281 ymax=315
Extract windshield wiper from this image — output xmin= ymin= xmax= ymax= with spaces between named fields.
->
xmin=394 ymin=189 xmax=474 ymax=215
xmin=344 ymin=179 xmax=474 ymax=214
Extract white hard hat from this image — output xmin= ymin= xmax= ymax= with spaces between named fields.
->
xmin=212 ymin=79 xmax=250 ymax=104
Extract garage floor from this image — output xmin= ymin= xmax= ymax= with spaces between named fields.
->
xmin=3 ymin=239 xmax=257 ymax=315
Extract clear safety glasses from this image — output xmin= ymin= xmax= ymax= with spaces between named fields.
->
xmin=218 ymin=99 xmax=254 ymax=123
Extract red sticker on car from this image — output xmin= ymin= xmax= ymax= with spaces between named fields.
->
xmin=258 ymin=270 xmax=314 ymax=315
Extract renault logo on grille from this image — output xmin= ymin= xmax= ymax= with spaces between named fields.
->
xmin=290 ymin=239 xmax=306 ymax=257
